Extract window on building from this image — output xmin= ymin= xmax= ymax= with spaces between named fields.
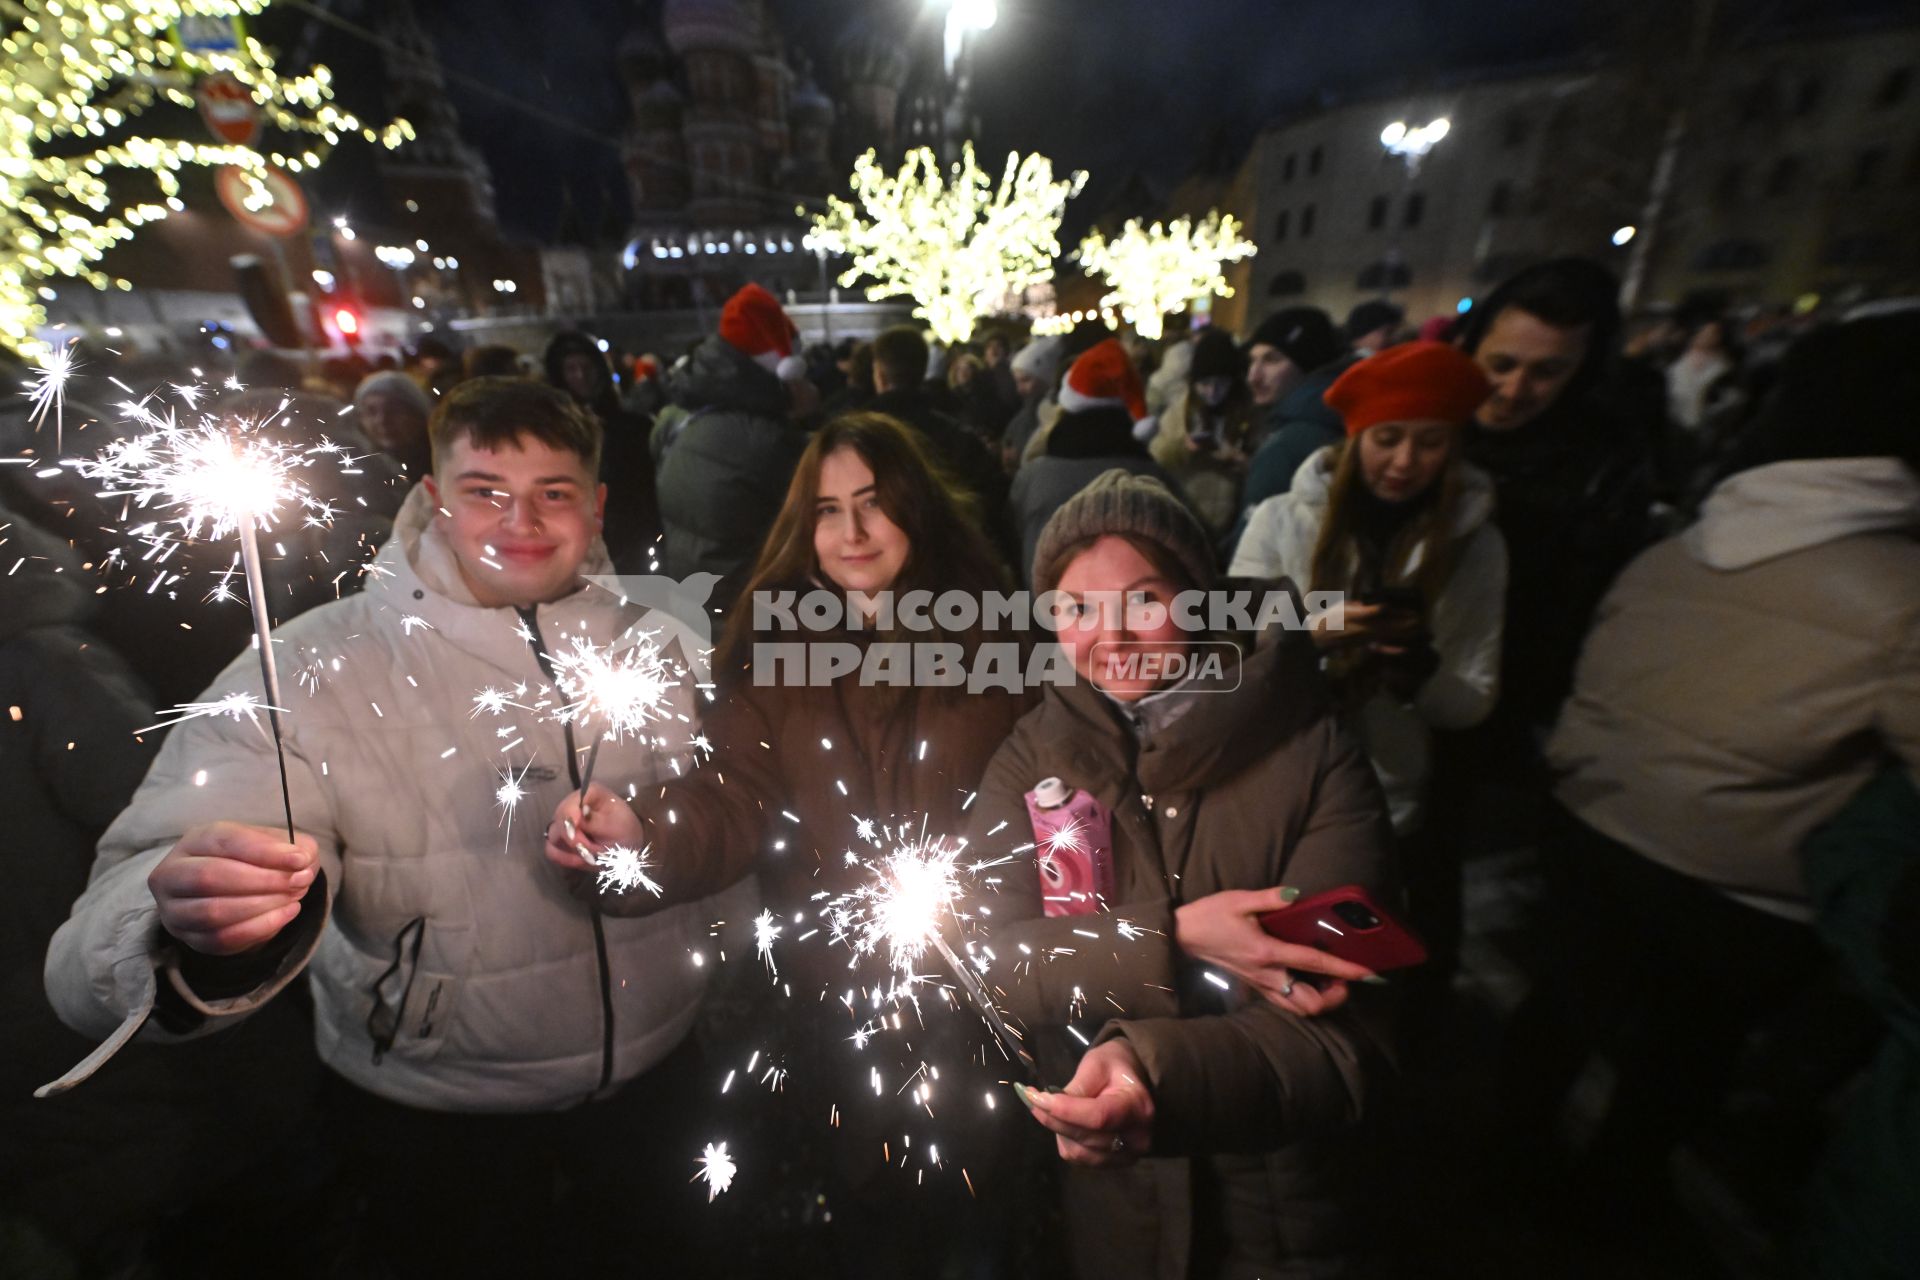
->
xmin=1793 ymin=77 xmax=1822 ymax=117
xmin=1274 ymin=209 xmax=1290 ymax=241
xmin=1765 ymin=155 xmax=1801 ymax=197
xmin=1501 ymin=116 xmax=1529 ymax=149
xmin=1267 ymin=270 xmax=1307 ymax=297
xmin=1488 ymin=181 xmax=1513 ymax=218
xmin=1308 ymin=145 xmax=1324 ymax=176
xmin=1300 ymin=204 xmax=1317 ymax=237
xmin=1404 ymin=192 xmax=1426 ymax=228
xmin=1874 ymin=66 xmax=1912 ymax=108
xmin=1283 ymin=153 xmax=1297 ymax=182
xmin=1356 ymin=260 xmax=1413 ymax=291
xmin=1854 ymin=147 xmax=1888 ymax=188
xmin=1367 ymin=195 xmax=1388 ymax=230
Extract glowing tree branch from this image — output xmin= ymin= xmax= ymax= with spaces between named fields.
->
xmin=1075 ymin=211 xmax=1258 ymax=341
xmin=0 ymin=0 xmax=415 ymax=354
xmin=804 ymin=142 xmax=1085 ymax=345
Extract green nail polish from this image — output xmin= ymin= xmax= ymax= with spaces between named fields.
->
xmin=1011 ymin=1082 xmax=1032 ymax=1107
xmin=1278 ymin=886 xmax=1301 ymax=904
xmin=1359 ymin=975 xmax=1389 ymax=986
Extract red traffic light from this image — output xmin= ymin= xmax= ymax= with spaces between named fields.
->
xmin=333 ymin=306 xmax=361 ymax=337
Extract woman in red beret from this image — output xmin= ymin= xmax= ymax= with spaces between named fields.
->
xmin=1229 ymin=341 xmax=1507 ymax=963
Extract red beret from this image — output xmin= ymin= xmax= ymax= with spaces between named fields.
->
xmin=1324 ymin=340 xmax=1492 ymax=435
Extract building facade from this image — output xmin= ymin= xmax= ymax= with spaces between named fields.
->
xmin=1224 ymin=18 xmax=1920 ymax=331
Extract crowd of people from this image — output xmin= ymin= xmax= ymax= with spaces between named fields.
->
xmin=2 ymin=259 xmax=1915 ymax=1280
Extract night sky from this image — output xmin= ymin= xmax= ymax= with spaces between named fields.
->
xmin=279 ymin=0 xmax=1906 ymax=244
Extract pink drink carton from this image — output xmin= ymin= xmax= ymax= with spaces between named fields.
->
xmin=1024 ymin=777 xmax=1116 ymax=918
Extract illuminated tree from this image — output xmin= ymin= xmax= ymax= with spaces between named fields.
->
xmin=1075 ymin=211 xmax=1257 ymax=341
xmin=0 ymin=0 xmax=414 ymax=353
xmin=804 ymin=142 xmax=1085 ymax=345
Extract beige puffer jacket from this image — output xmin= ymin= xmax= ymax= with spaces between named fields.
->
xmin=43 ymin=484 xmax=741 ymax=1111
xmin=1548 ymin=457 xmax=1920 ymax=917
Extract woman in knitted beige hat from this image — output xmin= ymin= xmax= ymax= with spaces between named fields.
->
xmin=970 ymin=467 xmax=1401 ymax=1279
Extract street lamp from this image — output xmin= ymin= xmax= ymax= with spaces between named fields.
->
xmin=1377 ymin=115 xmax=1450 ymax=303
xmin=1381 ymin=116 xmax=1450 ymax=177
xmin=1612 ymin=225 xmax=1637 ymax=246
xmin=939 ymin=0 xmax=996 ymax=76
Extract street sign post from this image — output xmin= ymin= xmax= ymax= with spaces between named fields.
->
xmin=197 ymin=73 xmax=263 ymax=146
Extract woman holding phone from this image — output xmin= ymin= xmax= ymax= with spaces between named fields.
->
xmin=1229 ymin=341 xmax=1506 ymax=972
xmin=965 ymin=470 xmax=1400 ymax=1279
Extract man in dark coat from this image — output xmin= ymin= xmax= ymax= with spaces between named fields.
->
xmin=545 ymin=329 xmax=662 ymax=573
xmin=865 ymin=324 xmax=1014 ymax=557
xmin=651 ymin=285 xmax=813 ymax=610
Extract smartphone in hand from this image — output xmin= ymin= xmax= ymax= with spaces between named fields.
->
xmin=1257 ymin=886 xmax=1428 ymax=972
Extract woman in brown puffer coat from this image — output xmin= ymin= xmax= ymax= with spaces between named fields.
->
xmin=969 ymin=469 xmax=1402 ymax=1280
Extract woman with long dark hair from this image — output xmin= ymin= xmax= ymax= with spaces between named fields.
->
xmin=543 ymin=412 xmax=1039 ymax=1275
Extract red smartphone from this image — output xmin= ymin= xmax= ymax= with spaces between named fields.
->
xmin=1257 ymin=886 xmax=1428 ymax=972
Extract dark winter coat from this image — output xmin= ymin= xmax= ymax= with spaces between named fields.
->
xmin=0 ymin=507 xmax=324 ymax=1262
xmin=867 ymin=386 xmax=1016 ymax=562
xmin=651 ymin=336 xmax=808 ymax=606
xmin=965 ymin=616 xmax=1399 ymax=1279
xmin=1240 ymin=355 xmax=1360 ymax=514
xmin=1465 ymin=395 xmax=1653 ymax=725
xmin=1010 ymin=408 xmax=1184 ymax=583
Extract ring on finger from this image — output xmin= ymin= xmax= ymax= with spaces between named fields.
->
xmin=1279 ymin=974 xmax=1294 ymax=997
xmin=1110 ymin=1135 xmax=1126 ymax=1153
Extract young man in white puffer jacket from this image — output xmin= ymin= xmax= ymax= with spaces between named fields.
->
xmin=41 ymin=378 xmax=747 ymax=1272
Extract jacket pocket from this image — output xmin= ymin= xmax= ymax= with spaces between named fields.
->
xmin=363 ymin=916 xmax=461 ymax=1066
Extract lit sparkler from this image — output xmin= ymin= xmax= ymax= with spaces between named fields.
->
xmin=81 ymin=408 xmax=341 ymax=841
xmin=24 ymin=338 xmax=80 ymax=454
xmin=693 ymin=1142 xmax=737 ymax=1201
xmin=548 ymin=630 xmax=682 ymax=802
xmin=753 ymin=909 xmax=782 ymax=979
xmin=588 ymin=843 xmax=663 ymax=897
xmin=826 ymin=829 xmax=1040 ymax=1081
xmin=136 ymin=690 xmax=286 ymax=736
xmin=494 ymin=760 xmax=534 ymax=852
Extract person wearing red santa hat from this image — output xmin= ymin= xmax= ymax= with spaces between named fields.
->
xmin=1231 ymin=341 xmax=1507 ymax=971
xmin=1010 ymin=338 xmax=1187 ymax=582
xmin=652 ymin=283 xmax=819 ymax=610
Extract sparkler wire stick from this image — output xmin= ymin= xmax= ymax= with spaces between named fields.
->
xmin=574 ymin=736 xmax=603 ymax=823
xmin=237 ymin=522 xmax=295 ymax=842
xmin=927 ymin=933 xmax=1042 ymax=1084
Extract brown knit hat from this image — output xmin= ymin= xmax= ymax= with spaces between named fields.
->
xmin=1031 ymin=469 xmax=1217 ymax=595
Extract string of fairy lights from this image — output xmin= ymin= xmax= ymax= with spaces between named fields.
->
xmin=1 ymin=0 xmax=412 ymax=354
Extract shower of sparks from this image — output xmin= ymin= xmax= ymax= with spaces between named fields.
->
xmin=493 ymin=761 xmax=534 ymax=851
xmin=79 ymin=407 xmax=334 ymax=543
xmin=826 ymin=834 xmax=971 ymax=977
xmin=589 ymin=844 xmax=663 ymax=897
xmin=754 ymin=909 xmax=782 ymax=978
xmin=1042 ymin=816 xmax=1085 ymax=857
xmin=24 ymin=340 xmax=81 ymax=453
xmin=549 ymin=631 xmax=681 ymax=747
xmin=471 ymin=685 xmax=531 ymax=718
xmin=137 ymin=690 xmax=285 ymax=736
xmin=693 ymin=1143 xmax=737 ymax=1202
